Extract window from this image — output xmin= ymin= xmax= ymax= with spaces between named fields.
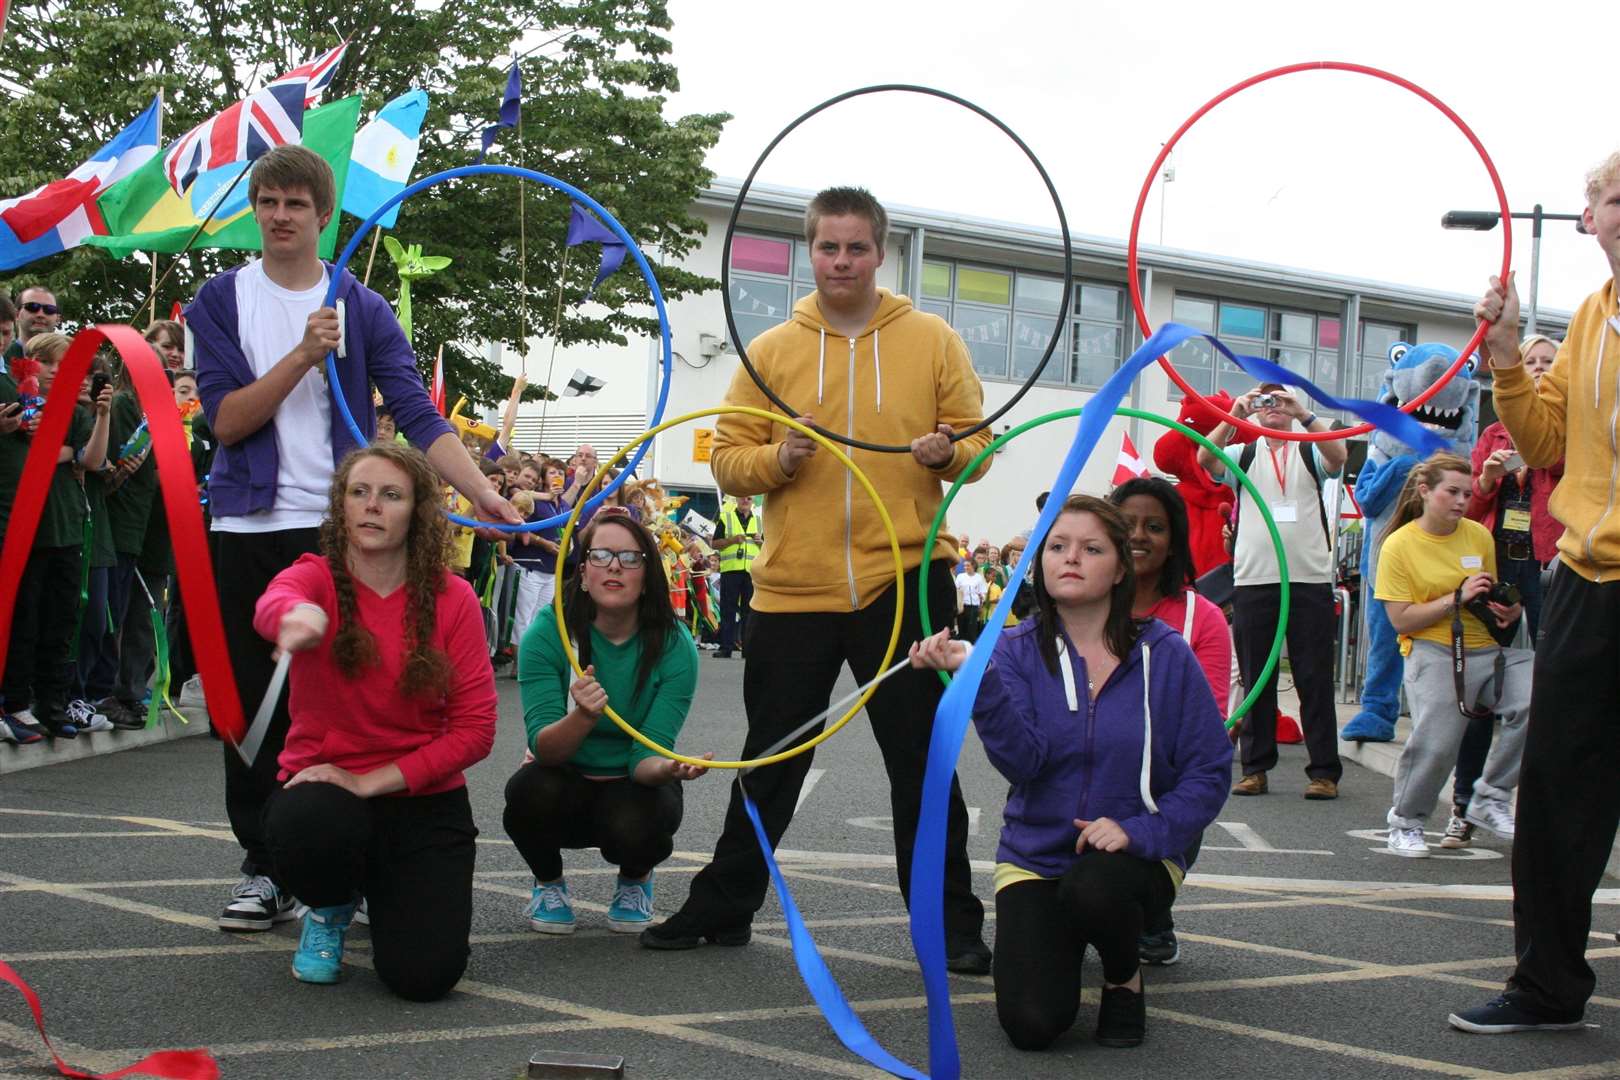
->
xmin=727 ymin=232 xmax=819 ymax=349
xmin=1358 ymin=320 xmax=1417 ymax=400
xmin=923 ymin=258 xmax=1127 ymax=389
xmin=1167 ymin=294 xmax=1379 ymax=415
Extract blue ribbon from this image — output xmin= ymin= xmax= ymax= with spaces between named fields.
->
xmin=748 ymin=322 xmax=1453 ymax=1079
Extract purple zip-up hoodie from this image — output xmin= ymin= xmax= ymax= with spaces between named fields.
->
xmin=188 ymin=262 xmax=453 ymax=520
xmin=974 ymin=617 xmax=1230 ymax=878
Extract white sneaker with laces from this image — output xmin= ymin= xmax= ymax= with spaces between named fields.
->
xmin=1465 ymin=797 xmax=1516 ymax=840
xmin=1387 ymin=825 xmax=1430 ymax=858
xmin=219 ymin=874 xmax=298 ymax=931
xmin=66 ymin=699 xmax=113 ymax=733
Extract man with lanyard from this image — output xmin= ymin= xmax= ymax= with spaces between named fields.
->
xmin=1449 ymin=150 xmax=1620 ymax=1035
xmin=710 ymin=495 xmax=760 ymax=659
xmin=1198 ymin=381 xmax=1347 ymax=799
xmin=190 ymin=145 xmax=519 ymax=932
xmin=641 ymin=186 xmax=993 ymax=972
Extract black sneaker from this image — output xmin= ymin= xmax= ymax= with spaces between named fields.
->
xmin=710 ymin=651 xmax=733 ymax=660
xmin=945 ymin=936 xmax=992 ymax=975
xmin=35 ymin=706 xmax=78 ymax=740
xmin=218 ymin=874 xmax=298 ymax=932
xmin=99 ymin=697 xmax=146 ymax=731
xmin=1448 ymin=994 xmax=1584 ymax=1034
xmin=1096 ymin=983 xmax=1146 ymax=1047
xmin=638 ymin=908 xmax=751 ymax=950
xmin=1139 ymin=928 xmax=1180 ymax=966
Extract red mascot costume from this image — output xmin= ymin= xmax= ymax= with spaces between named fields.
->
xmin=1151 ymin=390 xmax=1255 ymax=578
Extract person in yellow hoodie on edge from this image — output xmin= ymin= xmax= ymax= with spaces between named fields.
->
xmin=640 ymin=186 xmax=994 ymax=973
xmin=1448 ymin=151 xmax=1620 ymax=1036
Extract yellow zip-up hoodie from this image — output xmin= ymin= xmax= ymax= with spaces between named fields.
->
xmin=711 ymin=289 xmax=991 ymax=613
xmin=1493 ymin=277 xmax=1620 ymax=581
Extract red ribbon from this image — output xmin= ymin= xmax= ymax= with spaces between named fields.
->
xmin=0 ymin=324 xmax=244 ymax=742
xmin=1 ymin=959 xmax=219 ymax=1079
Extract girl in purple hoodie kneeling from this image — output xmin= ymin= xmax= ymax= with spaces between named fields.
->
xmin=912 ymin=495 xmax=1231 ymax=1050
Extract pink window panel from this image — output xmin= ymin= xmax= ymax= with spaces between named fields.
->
xmin=731 ymin=236 xmax=792 ymax=275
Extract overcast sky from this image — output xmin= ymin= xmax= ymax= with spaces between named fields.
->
xmin=661 ymin=0 xmax=1609 ymax=322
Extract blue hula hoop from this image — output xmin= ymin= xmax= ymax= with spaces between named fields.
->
xmin=323 ymin=164 xmax=673 ymax=531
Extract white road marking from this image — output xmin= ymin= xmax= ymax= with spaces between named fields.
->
xmin=794 ymin=768 xmax=826 ymax=814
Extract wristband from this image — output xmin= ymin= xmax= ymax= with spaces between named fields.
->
xmin=1301 ymin=413 xmax=1318 ymax=428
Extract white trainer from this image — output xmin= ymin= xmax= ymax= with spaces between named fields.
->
xmin=1465 ymin=797 xmax=1516 ymax=840
xmin=1387 ymin=825 xmax=1430 ymax=858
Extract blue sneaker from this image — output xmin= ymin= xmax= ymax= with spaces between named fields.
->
xmin=291 ymin=903 xmax=354 ymax=984
xmin=607 ymin=873 xmax=654 ymax=933
xmin=525 ymin=880 xmax=574 ymax=935
xmin=1 ymin=711 xmax=44 ymax=745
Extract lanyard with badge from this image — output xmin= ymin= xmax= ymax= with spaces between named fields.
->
xmin=1266 ymin=442 xmax=1298 ymax=523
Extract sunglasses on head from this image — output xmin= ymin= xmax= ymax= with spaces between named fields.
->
xmin=21 ymin=301 xmax=58 ymax=315
xmin=584 ymin=548 xmax=646 ymax=569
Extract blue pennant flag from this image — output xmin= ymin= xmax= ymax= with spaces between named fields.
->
xmin=565 ymin=202 xmax=628 ymax=301
xmin=475 ymin=62 xmax=521 ymax=164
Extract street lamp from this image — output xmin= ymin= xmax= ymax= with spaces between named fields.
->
xmin=1441 ymin=204 xmax=1587 ymax=336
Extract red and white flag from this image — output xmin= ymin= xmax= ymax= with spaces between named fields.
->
xmin=1112 ymin=432 xmax=1151 ymax=487
xmin=161 ymin=41 xmax=348 ymax=196
xmin=429 ymin=345 xmax=446 ymax=416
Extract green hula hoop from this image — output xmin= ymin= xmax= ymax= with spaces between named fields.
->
xmin=919 ymin=406 xmax=1289 ymax=730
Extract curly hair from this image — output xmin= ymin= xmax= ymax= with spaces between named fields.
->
xmin=319 ymin=443 xmax=454 ymax=699
xmin=1030 ymin=495 xmax=1144 ymax=675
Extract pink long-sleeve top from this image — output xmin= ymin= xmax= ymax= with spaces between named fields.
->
xmin=254 ymin=553 xmax=498 ymax=795
xmin=1145 ymin=589 xmax=1231 ymax=707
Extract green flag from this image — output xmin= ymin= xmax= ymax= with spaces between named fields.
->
xmin=85 ymin=95 xmax=362 ymax=259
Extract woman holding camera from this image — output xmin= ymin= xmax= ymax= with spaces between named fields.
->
xmin=1374 ymin=452 xmax=1531 ymax=858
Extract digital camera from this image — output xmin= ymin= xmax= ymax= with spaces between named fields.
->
xmin=1252 ymin=393 xmax=1278 ymax=410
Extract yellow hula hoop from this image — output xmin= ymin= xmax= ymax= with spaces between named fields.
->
xmin=551 ymin=406 xmax=905 ymax=770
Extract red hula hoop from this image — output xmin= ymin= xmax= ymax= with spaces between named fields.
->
xmin=1126 ymin=61 xmax=1512 ymax=443
xmin=0 ymin=325 xmax=246 ymax=743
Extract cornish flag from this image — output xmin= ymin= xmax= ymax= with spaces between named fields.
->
xmin=563 ymin=368 xmax=605 ymax=397
xmin=161 ymin=41 xmax=346 ymax=196
xmin=0 ymin=95 xmax=161 ymax=270
xmin=1112 ymin=431 xmax=1151 ymax=487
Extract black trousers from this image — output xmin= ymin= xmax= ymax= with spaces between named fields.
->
xmin=993 ymin=853 xmax=1175 ymax=1051
xmin=215 ymin=527 xmax=321 ymax=879
xmin=718 ymin=569 xmax=752 ymax=653
xmin=265 ymin=782 xmax=476 ymax=1002
xmin=678 ymin=560 xmax=985 ymax=944
xmin=503 ymin=762 xmax=684 ymax=881
xmin=1233 ymin=581 xmax=1342 ymax=782
xmin=1506 ymin=568 xmax=1620 ymax=1018
xmin=1 ymin=545 xmax=80 ymax=713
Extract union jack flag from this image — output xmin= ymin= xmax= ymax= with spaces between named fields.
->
xmin=161 ymin=41 xmax=349 ymax=196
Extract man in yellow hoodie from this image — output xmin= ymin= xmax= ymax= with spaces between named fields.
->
xmin=1449 ymin=152 xmax=1620 ymax=1036
xmin=641 ymin=187 xmax=994 ymax=972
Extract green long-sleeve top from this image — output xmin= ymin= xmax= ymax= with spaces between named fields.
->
xmin=518 ymin=617 xmax=699 ymax=776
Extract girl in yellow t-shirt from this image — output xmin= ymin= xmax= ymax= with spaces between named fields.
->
xmin=1373 ymin=452 xmax=1531 ymax=859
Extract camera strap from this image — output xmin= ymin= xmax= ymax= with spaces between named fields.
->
xmin=1452 ymin=585 xmax=1505 ymax=720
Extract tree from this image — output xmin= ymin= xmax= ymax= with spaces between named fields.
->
xmin=0 ymin=0 xmax=727 ymax=407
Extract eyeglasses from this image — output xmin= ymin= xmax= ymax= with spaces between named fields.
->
xmin=21 ymin=302 xmax=58 ymax=315
xmin=584 ymin=548 xmax=646 ymax=569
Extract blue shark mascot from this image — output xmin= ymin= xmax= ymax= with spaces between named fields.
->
xmin=1340 ymin=342 xmax=1480 ymax=743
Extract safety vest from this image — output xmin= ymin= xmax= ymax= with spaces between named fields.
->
xmin=717 ymin=505 xmax=762 ymax=573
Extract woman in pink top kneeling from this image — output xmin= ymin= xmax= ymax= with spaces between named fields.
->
xmin=259 ymin=443 xmax=497 ymax=999
xmin=1109 ymin=476 xmax=1233 ymax=969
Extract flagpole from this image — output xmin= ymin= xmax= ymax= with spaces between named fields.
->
xmin=136 ymin=158 xmax=254 ymax=321
xmin=516 ymin=55 xmax=528 ymax=381
xmin=361 ymin=228 xmax=381 ymax=287
xmin=147 ymin=88 xmax=164 ymax=327
xmin=537 ymin=246 xmax=569 ymax=437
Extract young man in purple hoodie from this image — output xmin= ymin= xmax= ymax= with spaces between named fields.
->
xmin=190 ymin=146 xmax=518 ymax=931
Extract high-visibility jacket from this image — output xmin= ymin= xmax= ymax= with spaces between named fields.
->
xmin=716 ymin=505 xmax=761 ymax=573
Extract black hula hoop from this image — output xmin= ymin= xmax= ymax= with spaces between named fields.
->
xmin=722 ymin=83 xmax=1073 ymax=454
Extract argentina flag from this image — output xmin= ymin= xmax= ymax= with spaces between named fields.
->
xmin=341 ymin=90 xmax=428 ymax=229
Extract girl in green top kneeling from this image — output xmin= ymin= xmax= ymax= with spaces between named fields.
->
xmin=505 ymin=513 xmax=712 ymax=934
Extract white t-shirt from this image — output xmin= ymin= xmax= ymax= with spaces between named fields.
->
xmin=955 ymin=570 xmax=987 ymax=607
xmin=212 ymin=260 xmax=334 ymax=534
xmin=1220 ymin=437 xmax=1337 ymax=586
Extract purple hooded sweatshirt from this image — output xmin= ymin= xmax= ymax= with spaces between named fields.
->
xmin=188 ymin=262 xmax=453 ymax=520
xmin=974 ymin=616 xmax=1230 ymax=878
